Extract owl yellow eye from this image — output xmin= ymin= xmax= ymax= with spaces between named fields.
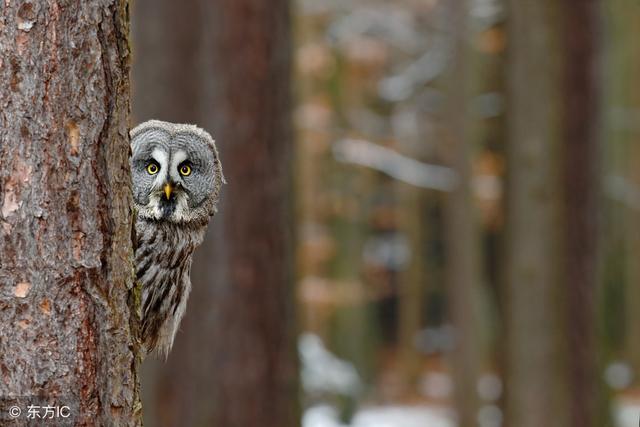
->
xmin=146 ymin=162 xmax=159 ymax=175
xmin=179 ymin=164 xmax=192 ymax=176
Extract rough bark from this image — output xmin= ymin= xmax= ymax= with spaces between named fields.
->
xmin=132 ymin=0 xmax=299 ymax=426
xmin=0 ymin=1 xmax=140 ymax=426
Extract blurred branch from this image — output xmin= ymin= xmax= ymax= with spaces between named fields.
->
xmin=333 ymin=138 xmax=503 ymax=201
xmin=332 ymin=138 xmax=458 ymax=191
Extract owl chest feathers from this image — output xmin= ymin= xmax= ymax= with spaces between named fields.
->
xmin=134 ymin=218 xmax=206 ymax=357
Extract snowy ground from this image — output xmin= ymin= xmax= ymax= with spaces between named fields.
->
xmin=303 ymin=404 xmax=454 ymax=427
xmin=299 ymin=333 xmax=640 ymax=427
xmin=303 ymin=401 xmax=640 ymax=427
xmin=615 ymin=399 xmax=640 ymax=427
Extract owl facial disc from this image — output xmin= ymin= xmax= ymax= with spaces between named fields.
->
xmin=130 ymin=120 xmax=224 ymax=225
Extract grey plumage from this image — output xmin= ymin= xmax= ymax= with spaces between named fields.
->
xmin=130 ymin=120 xmax=223 ymax=358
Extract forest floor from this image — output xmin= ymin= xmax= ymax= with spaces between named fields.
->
xmin=304 ymin=399 xmax=640 ymax=427
xmin=615 ymin=394 xmax=640 ymax=427
xmin=303 ymin=404 xmax=453 ymax=427
xmin=301 ymin=335 xmax=640 ymax=426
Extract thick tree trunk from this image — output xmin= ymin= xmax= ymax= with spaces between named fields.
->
xmin=0 ymin=1 xmax=140 ymax=425
xmin=504 ymin=3 xmax=566 ymax=427
xmin=505 ymin=1 xmax=603 ymax=426
xmin=132 ymin=0 xmax=299 ymax=426
xmin=201 ymin=2 xmax=299 ymax=426
xmin=131 ymin=0 xmax=203 ymax=124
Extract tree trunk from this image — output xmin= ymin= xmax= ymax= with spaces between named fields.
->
xmin=203 ymin=2 xmax=299 ymax=425
xmin=504 ymin=2 xmax=567 ymax=427
xmin=443 ymin=1 xmax=483 ymax=424
xmin=504 ymin=1 xmax=603 ymax=426
xmin=131 ymin=0 xmax=203 ymax=124
xmin=504 ymin=3 xmax=566 ymax=426
xmin=561 ymin=2 xmax=602 ymax=426
xmin=0 ymin=1 xmax=140 ymax=426
xmin=132 ymin=0 xmax=299 ymax=426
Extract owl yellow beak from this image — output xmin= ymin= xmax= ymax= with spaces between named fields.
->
xmin=163 ymin=183 xmax=173 ymax=200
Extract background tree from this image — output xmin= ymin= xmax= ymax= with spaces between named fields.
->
xmin=504 ymin=2 xmax=566 ymax=425
xmin=0 ymin=1 xmax=140 ymax=425
xmin=442 ymin=1 xmax=484 ymax=425
xmin=561 ymin=2 xmax=602 ymax=425
xmin=132 ymin=0 xmax=299 ymax=426
xmin=505 ymin=1 xmax=603 ymax=426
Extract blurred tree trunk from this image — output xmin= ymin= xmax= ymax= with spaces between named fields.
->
xmin=607 ymin=1 xmax=640 ymax=380
xmin=204 ymin=1 xmax=298 ymax=424
xmin=561 ymin=2 xmax=602 ymax=426
xmin=505 ymin=1 xmax=603 ymax=426
xmin=504 ymin=2 xmax=566 ymax=426
xmin=133 ymin=0 xmax=299 ymax=426
xmin=0 ymin=1 xmax=140 ymax=425
xmin=131 ymin=0 xmax=203 ymax=124
xmin=131 ymin=1 xmax=205 ymax=426
xmin=397 ymin=186 xmax=426 ymax=392
xmin=443 ymin=1 xmax=483 ymax=424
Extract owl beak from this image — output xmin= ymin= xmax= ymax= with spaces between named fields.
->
xmin=163 ymin=183 xmax=174 ymax=200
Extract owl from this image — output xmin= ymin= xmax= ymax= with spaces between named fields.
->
xmin=130 ymin=120 xmax=224 ymax=358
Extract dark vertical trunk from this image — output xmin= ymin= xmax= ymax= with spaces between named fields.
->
xmin=131 ymin=0 xmax=202 ymax=124
xmin=132 ymin=0 xmax=299 ymax=426
xmin=505 ymin=1 xmax=603 ymax=426
xmin=203 ymin=2 xmax=299 ymax=426
xmin=561 ymin=2 xmax=602 ymax=426
xmin=131 ymin=2 xmax=205 ymax=426
xmin=0 ymin=1 xmax=140 ymax=425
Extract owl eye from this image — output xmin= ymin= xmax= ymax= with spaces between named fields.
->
xmin=146 ymin=162 xmax=159 ymax=175
xmin=179 ymin=163 xmax=192 ymax=176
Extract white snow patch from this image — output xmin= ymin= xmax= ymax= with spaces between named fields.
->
xmin=303 ymin=404 xmax=454 ymax=427
xmin=299 ymin=333 xmax=362 ymax=396
xmin=615 ymin=400 xmax=640 ymax=427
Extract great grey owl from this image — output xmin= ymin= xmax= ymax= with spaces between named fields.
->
xmin=130 ymin=120 xmax=224 ymax=358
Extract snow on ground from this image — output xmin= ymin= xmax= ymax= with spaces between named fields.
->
xmin=615 ymin=399 xmax=640 ymax=427
xmin=304 ymin=401 xmax=640 ymax=427
xmin=303 ymin=404 xmax=454 ymax=427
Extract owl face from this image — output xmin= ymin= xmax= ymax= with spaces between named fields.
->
xmin=130 ymin=120 xmax=223 ymax=224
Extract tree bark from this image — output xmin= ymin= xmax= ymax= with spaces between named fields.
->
xmin=504 ymin=1 xmax=603 ymax=426
xmin=201 ymin=2 xmax=299 ymax=425
xmin=132 ymin=0 xmax=299 ymax=426
xmin=616 ymin=2 xmax=640 ymax=379
xmin=443 ymin=1 xmax=483 ymax=424
xmin=504 ymin=2 xmax=566 ymax=427
xmin=0 ymin=1 xmax=140 ymax=425
xmin=131 ymin=0 xmax=203 ymax=124
xmin=561 ymin=2 xmax=602 ymax=426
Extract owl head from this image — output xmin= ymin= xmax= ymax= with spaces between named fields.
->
xmin=130 ymin=120 xmax=224 ymax=224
